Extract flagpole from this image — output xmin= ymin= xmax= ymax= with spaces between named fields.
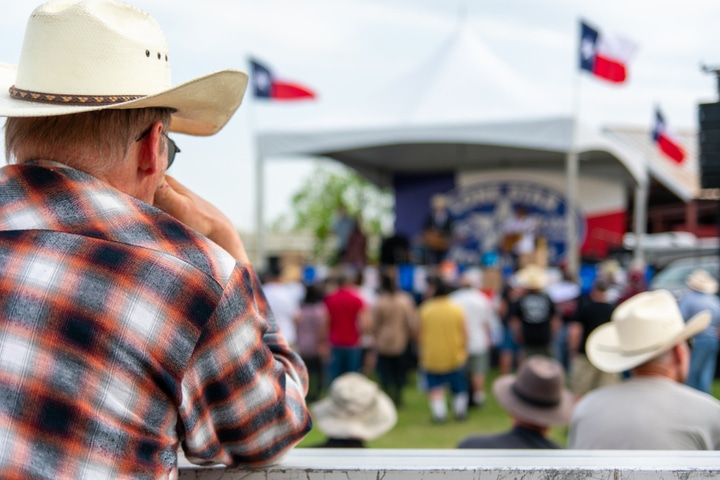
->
xmin=247 ymin=58 xmax=266 ymax=271
xmin=255 ymin=134 xmax=266 ymax=271
xmin=247 ymin=58 xmax=316 ymax=271
xmin=566 ymin=21 xmax=583 ymax=277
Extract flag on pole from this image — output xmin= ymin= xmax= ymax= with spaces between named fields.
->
xmin=652 ymin=108 xmax=686 ymax=164
xmin=250 ymin=58 xmax=316 ymax=100
xmin=579 ymin=21 xmax=637 ymax=84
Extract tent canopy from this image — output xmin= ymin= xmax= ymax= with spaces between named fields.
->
xmin=259 ymin=116 xmax=650 ymax=190
xmin=256 ymin=17 xmax=697 ymax=201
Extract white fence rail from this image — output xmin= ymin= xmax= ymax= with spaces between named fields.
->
xmin=178 ymin=448 xmax=720 ymax=479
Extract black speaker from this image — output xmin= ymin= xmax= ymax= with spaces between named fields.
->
xmin=699 ymin=102 xmax=720 ymax=188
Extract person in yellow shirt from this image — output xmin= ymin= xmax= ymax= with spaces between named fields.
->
xmin=418 ymin=277 xmax=468 ymax=422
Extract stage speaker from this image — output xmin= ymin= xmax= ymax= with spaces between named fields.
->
xmin=699 ymin=102 xmax=720 ymax=189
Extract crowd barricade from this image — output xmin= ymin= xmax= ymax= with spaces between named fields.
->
xmin=178 ymin=448 xmax=720 ymax=479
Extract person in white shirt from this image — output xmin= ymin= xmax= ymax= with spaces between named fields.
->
xmin=501 ymin=206 xmax=537 ymax=268
xmin=450 ymin=272 xmax=495 ymax=407
xmin=262 ymin=267 xmax=302 ymax=349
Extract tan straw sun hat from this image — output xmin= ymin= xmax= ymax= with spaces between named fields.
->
xmin=586 ymin=289 xmax=710 ymax=373
xmin=0 ymin=0 xmax=248 ymax=136
xmin=516 ymin=264 xmax=547 ymax=290
xmin=686 ymin=269 xmax=718 ymax=295
xmin=492 ymin=355 xmax=573 ymax=427
xmin=310 ymin=373 xmax=397 ymax=441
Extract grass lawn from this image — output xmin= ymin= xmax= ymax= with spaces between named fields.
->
xmin=297 ymin=368 xmax=720 ymax=449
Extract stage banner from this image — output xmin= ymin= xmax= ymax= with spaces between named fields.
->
xmin=445 ymin=180 xmax=586 ymax=265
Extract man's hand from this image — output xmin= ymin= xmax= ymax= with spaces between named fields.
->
xmin=153 ymin=175 xmax=249 ymax=263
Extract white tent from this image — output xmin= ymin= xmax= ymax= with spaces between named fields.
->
xmin=255 ymin=19 xmax=699 ymax=266
xmin=259 ymin=116 xmax=650 ymax=189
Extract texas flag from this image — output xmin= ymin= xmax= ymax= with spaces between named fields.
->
xmin=250 ymin=58 xmax=316 ymax=101
xmin=579 ymin=21 xmax=637 ymax=84
xmin=652 ymin=108 xmax=686 ymax=165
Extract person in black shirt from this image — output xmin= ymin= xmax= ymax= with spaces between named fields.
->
xmin=568 ymin=279 xmax=621 ymax=399
xmin=510 ymin=265 xmax=560 ymax=359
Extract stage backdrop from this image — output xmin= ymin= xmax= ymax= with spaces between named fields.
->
xmin=394 ymin=169 xmax=626 ymax=264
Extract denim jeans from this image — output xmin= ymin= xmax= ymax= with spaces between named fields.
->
xmin=686 ymin=336 xmax=719 ymax=394
xmin=553 ymin=323 xmax=571 ymax=372
xmin=329 ymin=346 xmax=363 ymax=382
xmin=424 ymin=367 xmax=468 ymax=394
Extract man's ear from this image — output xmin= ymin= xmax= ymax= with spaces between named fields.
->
xmin=673 ymin=341 xmax=690 ymax=364
xmin=137 ymin=121 xmax=164 ymax=176
xmin=672 ymin=343 xmax=683 ymax=360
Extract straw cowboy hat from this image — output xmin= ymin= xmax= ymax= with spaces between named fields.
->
xmin=686 ymin=269 xmax=718 ymax=295
xmin=281 ymin=263 xmax=303 ymax=283
xmin=0 ymin=0 xmax=247 ymax=136
xmin=310 ymin=373 xmax=397 ymax=441
xmin=586 ymin=289 xmax=710 ymax=373
xmin=516 ymin=264 xmax=548 ymax=290
xmin=492 ymin=355 xmax=573 ymax=427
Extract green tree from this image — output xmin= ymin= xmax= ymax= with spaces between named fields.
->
xmin=272 ymin=162 xmax=394 ymax=263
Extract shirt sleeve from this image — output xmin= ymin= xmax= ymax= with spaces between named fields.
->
xmin=178 ymin=263 xmax=311 ymax=467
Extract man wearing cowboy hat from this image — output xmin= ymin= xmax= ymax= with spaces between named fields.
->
xmin=568 ymin=289 xmax=720 ymax=449
xmin=509 ymin=264 xmax=560 ymax=360
xmin=0 ymin=1 xmax=311 ymax=478
xmin=678 ymin=269 xmax=720 ymax=394
xmin=457 ymin=355 xmax=573 ymax=449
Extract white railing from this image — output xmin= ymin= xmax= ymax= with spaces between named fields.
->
xmin=177 ymin=448 xmax=720 ymax=479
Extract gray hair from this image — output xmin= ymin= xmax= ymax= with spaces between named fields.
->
xmin=4 ymin=108 xmax=173 ymax=174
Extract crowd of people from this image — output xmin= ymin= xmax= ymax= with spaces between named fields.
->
xmin=261 ymin=255 xmax=720 ymax=451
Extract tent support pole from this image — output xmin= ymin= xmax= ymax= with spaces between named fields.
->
xmin=566 ymin=150 xmax=579 ymax=276
xmin=566 ymin=28 xmax=583 ymax=278
xmin=255 ymin=151 xmax=266 ymax=271
xmin=633 ymin=182 xmax=648 ymax=266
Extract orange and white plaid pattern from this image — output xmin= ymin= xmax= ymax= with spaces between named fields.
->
xmin=0 ymin=161 xmax=311 ymax=479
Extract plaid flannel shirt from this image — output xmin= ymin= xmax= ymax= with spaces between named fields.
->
xmin=0 ymin=162 xmax=311 ymax=479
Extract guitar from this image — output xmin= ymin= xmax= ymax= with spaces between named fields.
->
xmin=423 ymin=229 xmax=450 ymax=251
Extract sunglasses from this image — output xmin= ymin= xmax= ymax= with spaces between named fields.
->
xmin=135 ymin=126 xmax=181 ymax=170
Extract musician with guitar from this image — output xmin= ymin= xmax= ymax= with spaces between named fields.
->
xmin=422 ymin=194 xmax=454 ymax=265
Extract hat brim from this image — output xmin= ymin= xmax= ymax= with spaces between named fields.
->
xmin=310 ymin=390 xmax=398 ymax=441
xmin=492 ymin=374 xmax=574 ymax=427
xmin=686 ymin=278 xmax=718 ymax=295
xmin=586 ymin=310 xmax=711 ymax=373
xmin=0 ymin=63 xmax=247 ymax=136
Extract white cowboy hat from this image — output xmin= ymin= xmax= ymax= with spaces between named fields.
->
xmin=516 ymin=264 xmax=547 ymax=290
xmin=493 ymin=355 xmax=573 ymax=427
xmin=310 ymin=373 xmax=397 ymax=441
xmin=686 ymin=269 xmax=718 ymax=295
xmin=586 ymin=289 xmax=710 ymax=373
xmin=0 ymin=0 xmax=248 ymax=136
